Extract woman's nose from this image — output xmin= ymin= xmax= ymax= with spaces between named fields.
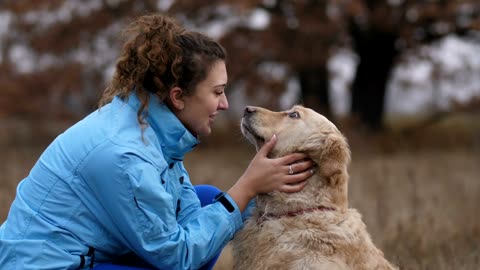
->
xmin=219 ymin=95 xmax=229 ymax=110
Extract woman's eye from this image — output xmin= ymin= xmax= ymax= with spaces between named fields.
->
xmin=288 ymin=111 xmax=300 ymax=118
xmin=215 ymin=91 xmax=224 ymax=96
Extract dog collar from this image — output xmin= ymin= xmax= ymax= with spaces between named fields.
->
xmin=257 ymin=206 xmax=335 ymax=224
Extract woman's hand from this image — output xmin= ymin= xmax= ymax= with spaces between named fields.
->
xmin=228 ymin=134 xmax=315 ymax=211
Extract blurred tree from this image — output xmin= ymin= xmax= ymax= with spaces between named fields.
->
xmin=348 ymin=0 xmax=399 ymax=130
xmin=0 ymin=0 xmax=162 ymax=122
xmin=215 ymin=0 xmax=346 ymax=118
xmin=0 ymin=0 xmax=479 ymax=133
xmin=347 ymin=0 xmax=480 ymax=130
xmin=175 ymin=0 xmax=480 ymax=129
xmin=255 ymin=0 xmax=343 ymax=118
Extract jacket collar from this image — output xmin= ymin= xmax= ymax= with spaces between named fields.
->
xmin=124 ymin=92 xmax=199 ymax=162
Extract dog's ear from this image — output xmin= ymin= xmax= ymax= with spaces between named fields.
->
xmin=320 ymin=133 xmax=351 ymax=184
xmin=300 ymin=132 xmax=351 ymax=186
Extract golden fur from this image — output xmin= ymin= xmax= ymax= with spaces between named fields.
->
xmin=232 ymin=105 xmax=397 ymax=270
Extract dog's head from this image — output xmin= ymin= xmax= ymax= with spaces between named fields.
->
xmin=241 ymin=105 xmax=351 ymax=211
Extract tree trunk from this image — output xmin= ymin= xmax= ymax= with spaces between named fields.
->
xmin=298 ymin=67 xmax=331 ymax=118
xmin=350 ymin=25 xmax=398 ymax=130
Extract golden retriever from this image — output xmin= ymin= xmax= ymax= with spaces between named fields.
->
xmin=232 ymin=105 xmax=398 ymax=270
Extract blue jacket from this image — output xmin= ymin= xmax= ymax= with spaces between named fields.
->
xmin=0 ymin=93 xmax=244 ymax=269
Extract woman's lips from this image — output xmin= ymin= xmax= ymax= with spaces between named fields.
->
xmin=209 ymin=113 xmax=218 ymax=123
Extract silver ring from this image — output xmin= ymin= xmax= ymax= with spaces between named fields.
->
xmin=288 ymin=165 xmax=294 ymax=175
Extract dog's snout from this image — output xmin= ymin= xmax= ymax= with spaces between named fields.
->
xmin=244 ymin=106 xmax=256 ymax=117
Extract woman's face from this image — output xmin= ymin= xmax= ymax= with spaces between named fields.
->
xmin=176 ymin=60 xmax=229 ymax=137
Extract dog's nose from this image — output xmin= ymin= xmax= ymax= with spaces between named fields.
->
xmin=244 ymin=106 xmax=256 ymax=117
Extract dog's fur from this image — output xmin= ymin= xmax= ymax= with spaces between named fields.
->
xmin=232 ymin=105 xmax=397 ymax=270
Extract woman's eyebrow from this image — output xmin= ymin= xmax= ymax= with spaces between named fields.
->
xmin=214 ymin=83 xmax=227 ymax=89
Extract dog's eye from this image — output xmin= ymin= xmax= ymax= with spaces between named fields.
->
xmin=288 ymin=111 xmax=300 ymax=118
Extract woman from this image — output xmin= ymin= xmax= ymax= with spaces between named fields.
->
xmin=0 ymin=14 xmax=314 ymax=269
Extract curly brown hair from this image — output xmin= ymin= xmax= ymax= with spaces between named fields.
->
xmin=99 ymin=14 xmax=226 ymax=129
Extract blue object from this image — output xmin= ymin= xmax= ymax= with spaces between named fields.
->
xmin=93 ymin=185 xmax=223 ymax=270
xmin=93 ymin=265 xmax=152 ymax=270
xmin=0 ymin=93 xmax=243 ymax=269
xmin=195 ymin=184 xmax=222 ymax=207
xmin=192 ymin=185 xmax=223 ymax=270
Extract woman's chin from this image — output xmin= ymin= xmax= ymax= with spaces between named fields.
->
xmin=196 ymin=127 xmax=212 ymax=138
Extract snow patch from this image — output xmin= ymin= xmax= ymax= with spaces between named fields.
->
xmin=280 ymin=77 xmax=301 ymax=110
xmin=386 ymin=34 xmax=480 ymax=116
xmin=246 ymin=9 xmax=270 ymax=30
xmin=328 ymin=48 xmax=358 ymax=116
xmin=0 ymin=12 xmax=13 ymax=64
xmin=157 ymin=0 xmax=174 ymax=11
xmin=22 ymin=0 xmax=105 ymax=30
xmin=9 ymin=45 xmax=36 ymax=74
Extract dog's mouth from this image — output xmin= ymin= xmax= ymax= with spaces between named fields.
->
xmin=241 ymin=118 xmax=265 ymax=147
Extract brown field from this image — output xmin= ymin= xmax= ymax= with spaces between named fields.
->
xmin=1 ymin=114 xmax=479 ymax=269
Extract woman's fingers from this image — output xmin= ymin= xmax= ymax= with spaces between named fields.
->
xmin=278 ymin=178 xmax=308 ymax=193
xmin=248 ymin=142 xmax=316 ymax=194
xmin=276 ymin=166 xmax=316 ymax=193
xmin=278 ymin=152 xmax=309 ymax=165
xmin=286 ymin=160 xmax=315 ymax=175
xmin=286 ymin=168 xmax=315 ymax=183
xmin=258 ymin=134 xmax=277 ymax=157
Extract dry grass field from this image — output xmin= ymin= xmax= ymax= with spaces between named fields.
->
xmin=1 ymin=113 xmax=479 ymax=269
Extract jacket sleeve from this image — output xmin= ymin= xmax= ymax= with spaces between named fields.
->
xmin=177 ymin=173 xmax=256 ymax=224
xmin=175 ymin=167 xmax=203 ymax=226
xmin=78 ymin=149 xmax=243 ymax=269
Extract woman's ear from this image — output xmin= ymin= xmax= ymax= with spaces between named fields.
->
xmin=168 ymin=87 xmax=185 ymax=111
